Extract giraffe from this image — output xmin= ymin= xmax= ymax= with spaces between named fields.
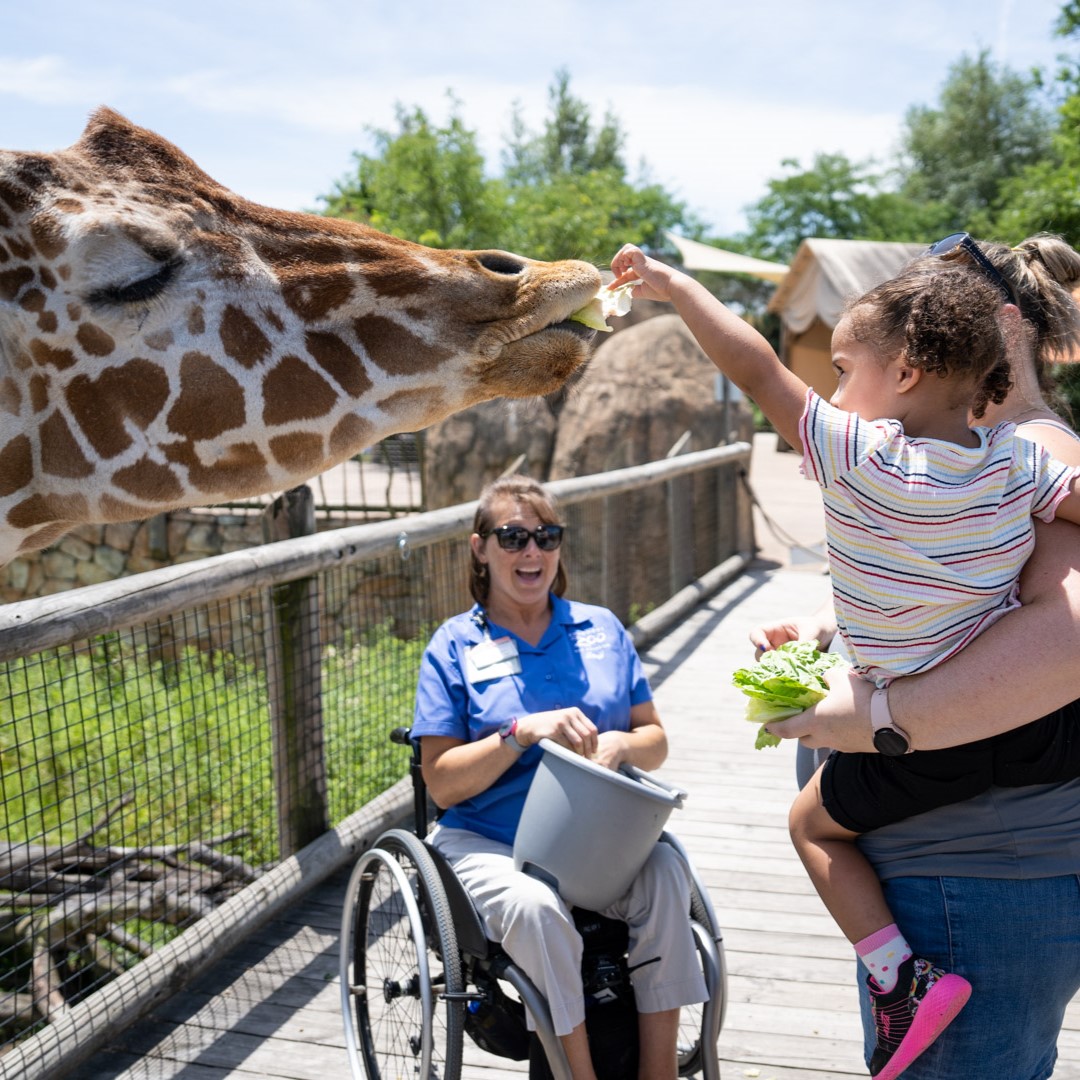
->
xmin=0 ymin=108 xmax=603 ymax=566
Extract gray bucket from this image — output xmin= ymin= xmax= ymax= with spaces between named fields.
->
xmin=513 ymin=738 xmax=688 ymax=910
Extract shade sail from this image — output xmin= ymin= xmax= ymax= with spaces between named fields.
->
xmin=664 ymin=231 xmax=789 ymax=283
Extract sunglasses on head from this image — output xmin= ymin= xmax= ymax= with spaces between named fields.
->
xmin=483 ymin=524 xmax=566 ymax=552
xmin=927 ymin=232 xmax=1019 ymax=307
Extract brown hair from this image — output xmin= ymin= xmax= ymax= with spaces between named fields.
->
xmin=845 ymin=261 xmax=1010 ymax=418
xmin=981 ymin=234 xmax=1080 ymax=417
xmin=469 ymin=476 xmax=568 ymax=605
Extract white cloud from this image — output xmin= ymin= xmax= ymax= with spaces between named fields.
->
xmin=0 ymin=55 xmax=123 ymax=107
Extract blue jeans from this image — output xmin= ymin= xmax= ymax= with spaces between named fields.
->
xmin=858 ymin=875 xmax=1080 ymax=1079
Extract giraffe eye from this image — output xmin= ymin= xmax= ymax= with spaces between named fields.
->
xmin=88 ymin=257 xmax=181 ymax=307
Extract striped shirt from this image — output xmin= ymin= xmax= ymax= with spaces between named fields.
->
xmin=799 ymin=390 xmax=1080 ymax=684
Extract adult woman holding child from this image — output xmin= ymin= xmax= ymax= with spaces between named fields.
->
xmin=410 ymin=475 xmax=707 ymax=1080
xmin=756 ymin=233 xmax=1080 ymax=1079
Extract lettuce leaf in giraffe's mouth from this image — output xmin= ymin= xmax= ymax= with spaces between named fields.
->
xmin=568 ymin=280 xmax=640 ymax=333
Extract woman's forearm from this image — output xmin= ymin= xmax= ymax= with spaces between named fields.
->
xmin=891 ymin=519 xmax=1080 ymax=747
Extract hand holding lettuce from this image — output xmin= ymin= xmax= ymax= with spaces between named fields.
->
xmin=732 ymin=641 xmax=848 ymax=749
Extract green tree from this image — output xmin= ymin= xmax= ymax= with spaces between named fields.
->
xmin=320 ymin=95 xmax=505 ymax=249
xmin=321 ymin=71 xmax=689 ymax=264
xmin=993 ymin=6 xmax=1080 ymax=244
xmin=898 ymin=49 xmax=1054 ymax=237
xmin=740 ymin=153 xmax=932 ymax=263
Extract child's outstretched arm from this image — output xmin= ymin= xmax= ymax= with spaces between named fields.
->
xmin=610 ymin=244 xmax=809 ymax=449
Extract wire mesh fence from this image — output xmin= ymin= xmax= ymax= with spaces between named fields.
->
xmin=0 ymin=443 xmax=752 ymax=1059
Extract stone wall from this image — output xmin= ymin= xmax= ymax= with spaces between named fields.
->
xmin=4 ymin=509 xmax=287 ymax=604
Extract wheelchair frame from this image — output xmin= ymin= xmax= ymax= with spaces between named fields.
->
xmin=340 ymin=727 xmax=727 ymax=1079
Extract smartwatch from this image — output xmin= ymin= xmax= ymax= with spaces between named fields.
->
xmin=498 ymin=717 xmax=527 ymax=754
xmin=870 ymin=687 xmax=912 ymax=757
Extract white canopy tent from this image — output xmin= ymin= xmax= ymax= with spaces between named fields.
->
xmin=767 ymin=238 xmax=926 ymax=333
xmin=664 ymin=231 xmax=789 ymax=283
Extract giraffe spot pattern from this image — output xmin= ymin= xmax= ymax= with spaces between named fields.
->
xmin=163 ymin=440 xmax=270 ymax=495
xmin=29 ymin=339 xmax=76 ymax=370
xmin=353 ymin=314 xmax=451 ymax=375
xmin=65 ymin=359 xmax=170 ymax=458
xmin=40 ymin=410 xmax=93 ymax=478
xmin=305 ymin=330 xmax=372 ymax=399
xmin=29 ymin=214 xmax=67 ymax=259
xmin=0 ymin=377 xmax=21 ymax=416
xmin=76 ymin=322 xmax=115 ymax=357
xmin=219 ymin=304 xmax=271 ymax=368
xmin=0 ymin=434 xmax=33 ymax=496
xmin=166 ymin=352 xmax=246 ymax=440
xmin=269 ymin=431 xmax=325 ymax=474
xmin=262 ymin=355 xmax=338 ymax=425
xmin=113 ymin=456 xmax=184 ymax=502
xmin=280 ymin=268 xmax=355 ymax=323
xmin=0 ymin=266 xmax=33 ymax=302
xmin=29 ymin=374 xmax=49 ymax=412
xmin=329 ymin=413 xmax=374 ymax=460
xmin=9 ymin=492 xmax=89 ymax=530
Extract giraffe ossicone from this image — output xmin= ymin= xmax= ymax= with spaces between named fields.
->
xmin=0 ymin=108 xmax=603 ymax=565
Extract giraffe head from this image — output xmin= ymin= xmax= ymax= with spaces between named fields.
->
xmin=0 ymin=108 xmax=603 ymax=563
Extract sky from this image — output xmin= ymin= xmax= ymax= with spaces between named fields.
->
xmin=1 ymin=0 xmax=1072 ymax=239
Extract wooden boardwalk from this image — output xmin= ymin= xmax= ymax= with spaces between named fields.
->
xmin=75 ymin=438 xmax=1080 ymax=1078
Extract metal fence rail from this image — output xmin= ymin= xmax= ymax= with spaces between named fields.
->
xmin=0 ymin=442 xmax=753 ymax=1076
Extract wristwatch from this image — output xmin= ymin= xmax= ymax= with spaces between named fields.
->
xmin=871 ymin=687 xmax=912 ymax=757
xmin=498 ymin=717 xmax=527 ymax=754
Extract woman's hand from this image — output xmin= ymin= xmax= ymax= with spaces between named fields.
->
xmin=764 ymin=666 xmax=876 ymax=753
xmin=516 ymin=708 xmax=599 ymax=757
xmin=592 ymin=729 xmax=632 ymax=771
xmin=748 ymin=602 xmax=838 ymax=657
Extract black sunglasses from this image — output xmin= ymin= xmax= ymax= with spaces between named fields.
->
xmin=483 ymin=524 xmax=566 ymax=552
xmin=927 ymin=232 xmax=1019 ymax=307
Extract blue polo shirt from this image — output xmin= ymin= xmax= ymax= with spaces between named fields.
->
xmin=412 ymin=594 xmax=652 ymax=845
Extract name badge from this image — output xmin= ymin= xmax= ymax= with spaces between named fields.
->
xmin=464 ymin=636 xmax=522 ymax=683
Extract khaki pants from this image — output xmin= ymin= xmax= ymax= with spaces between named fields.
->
xmin=430 ymin=825 xmax=708 ymax=1037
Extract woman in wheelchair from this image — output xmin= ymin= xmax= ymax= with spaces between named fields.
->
xmin=411 ymin=475 xmax=708 ymax=1080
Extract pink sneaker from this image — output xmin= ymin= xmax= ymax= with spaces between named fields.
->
xmin=868 ymin=956 xmax=971 ymax=1079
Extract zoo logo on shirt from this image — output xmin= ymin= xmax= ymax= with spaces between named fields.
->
xmin=571 ymin=627 xmax=608 ymax=660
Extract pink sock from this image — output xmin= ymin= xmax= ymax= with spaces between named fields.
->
xmin=855 ymin=924 xmax=912 ymax=993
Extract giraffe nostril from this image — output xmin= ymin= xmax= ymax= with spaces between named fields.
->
xmin=477 ymin=252 xmax=525 ymax=276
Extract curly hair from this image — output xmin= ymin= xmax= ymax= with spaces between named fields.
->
xmin=469 ymin=475 xmax=568 ymax=605
xmin=844 ymin=261 xmax=1010 ymax=419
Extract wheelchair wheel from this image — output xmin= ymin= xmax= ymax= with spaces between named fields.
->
xmin=664 ymin=835 xmax=725 ymax=1080
xmin=341 ymin=829 xmax=465 ymax=1079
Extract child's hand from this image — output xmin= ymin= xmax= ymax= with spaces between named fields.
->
xmin=610 ymin=244 xmax=679 ymax=303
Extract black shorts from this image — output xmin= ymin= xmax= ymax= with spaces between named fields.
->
xmin=819 ymin=699 xmax=1080 ymax=833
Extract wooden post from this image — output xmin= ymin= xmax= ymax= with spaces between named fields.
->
xmin=666 ymin=433 xmax=694 ymax=595
xmin=262 ymin=486 xmax=328 ymax=856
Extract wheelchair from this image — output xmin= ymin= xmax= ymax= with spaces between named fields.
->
xmin=340 ymin=727 xmax=727 ymax=1080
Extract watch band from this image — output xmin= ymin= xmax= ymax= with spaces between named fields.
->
xmin=870 ymin=687 xmax=912 ymax=755
xmin=499 ymin=717 xmax=527 ymax=754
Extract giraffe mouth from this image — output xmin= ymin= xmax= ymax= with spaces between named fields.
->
xmin=544 ymin=319 xmax=598 ymax=343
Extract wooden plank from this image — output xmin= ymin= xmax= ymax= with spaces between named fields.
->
xmin=86 ymin=565 xmax=1080 ymax=1080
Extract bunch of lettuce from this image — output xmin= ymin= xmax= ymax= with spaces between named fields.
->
xmin=569 ymin=279 xmax=640 ymax=333
xmin=731 ymin=641 xmax=848 ymax=749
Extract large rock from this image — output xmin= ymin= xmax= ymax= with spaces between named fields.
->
xmin=548 ymin=314 xmax=753 ymax=619
xmin=549 ymin=313 xmax=748 ymax=477
xmin=420 ymin=303 xmax=673 ymax=510
xmin=422 ymin=397 xmax=559 ymax=510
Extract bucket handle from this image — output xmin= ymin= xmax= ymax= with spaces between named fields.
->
xmin=618 ymin=764 xmax=688 ymax=808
